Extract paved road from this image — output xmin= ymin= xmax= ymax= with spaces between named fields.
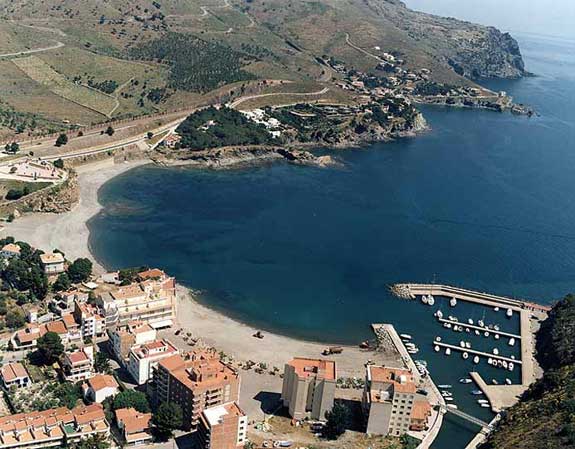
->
xmin=229 ymin=87 xmax=330 ymax=108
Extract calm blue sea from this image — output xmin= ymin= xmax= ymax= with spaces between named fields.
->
xmin=88 ymin=33 xmax=575 ymax=448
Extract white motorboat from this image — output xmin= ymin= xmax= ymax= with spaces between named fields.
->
xmin=428 ymin=295 xmax=435 ymax=306
xmin=494 ymin=334 xmax=500 ymax=340
xmin=421 ymin=295 xmax=428 ymax=305
xmin=443 ymin=323 xmax=452 ymax=329
xmin=493 ymin=348 xmax=499 ymax=355
xmin=435 ymin=336 xmax=442 ymax=342
xmin=494 ymin=325 xmax=500 ymax=331
xmin=445 ymin=348 xmax=451 ymax=356
xmin=459 ymin=378 xmax=472 ymax=384
xmin=484 ymin=331 xmax=490 ymax=337
xmin=478 ymin=320 xmax=485 ymax=328
xmin=462 ymin=352 xmax=469 ymax=360
xmin=508 ymin=338 xmax=516 ymax=346
xmin=473 ymin=356 xmax=480 ymax=364
xmin=505 ymin=378 xmax=512 ymax=385
xmin=444 ymin=397 xmax=454 ymax=402
xmin=494 ymin=307 xmax=500 ymax=312
xmin=465 ymin=342 xmax=471 ymax=349
xmin=480 ymin=403 xmax=491 ymax=408
xmin=459 ymin=341 xmax=465 ymax=348
xmin=487 ymin=358 xmax=493 ymax=365
xmin=508 ymin=362 xmax=515 ymax=371
xmin=438 ymin=384 xmax=453 ymax=389
xmin=450 ymin=297 xmax=457 ymax=307
xmin=474 ymin=330 xmax=480 ymax=336
xmin=400 ymin=334 xmax=412 ymax=340
xmin=506 ymin=308 xmax=513 ymax=318
xmin=468 ymin=318 xmax=474 ymax=325
xmin=434 ymin=345 xmax=440 ymax=352
xmin=447 ymin=404 xmax=458 ymax=410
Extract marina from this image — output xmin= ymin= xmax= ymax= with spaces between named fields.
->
xmin=434 ymin=342 xmax=521 ymax=365
xmin=436 ymin=317 xmax=520 ymax=340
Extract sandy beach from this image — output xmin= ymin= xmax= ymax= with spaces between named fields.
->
xmin=1 ymin=158 xmax=400 ymax=380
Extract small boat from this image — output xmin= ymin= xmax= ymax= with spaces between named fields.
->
xmin=473 ymin=355 xmax=480 ymax=364
xmin=459 ymin=341 xmax=465 ymax=348
xmin=443 ymin=323 xmax=452 ymax=329
xmin=459 ymin=378 xmax=472 ymax=384
xmin=467 ymin=318 xmax=474 ymax=325
xmin=505 ymin=378 xmax=512 ymax=385
xmin=435 ymin=336 xmax=442 ymax=342
xmin=445 ymin=348 xmax=451 ymax=356
xmin=415 ymin=360 xmax=428 ymax=367
xmin=487 ymin=357 xmax=493 ymax=365
xmin=480 ymin=403 xmax=491 ymax=408
xmin=444 ymin=397 xmax=454 ymax=402
xmin=421 ymin=295 xmax=428 ymax=305
xmin=400 ymin=334 xmax=412 ymax=340
xmin=494 ymin=334 xmax=500 ymax=340
xmin=478 ymin=320 xmax=485 ymax=328
xmin=450 ymin=297 xmax=457 ymax=307
xmin=462 ymin=352 xmax=469 ymax=360
xmin=492 ymin=379 xmax=499 ymax=385
xmin=474 ymin=330 xmax=480 ymax=336
xmin=502 ymin=361 xmax=508 ymax=369
xmin=465 ymin=327 xmax=471 ymax=333
xmin=471 ymin=390 xmax=483 ymax=395
xmin=494 ymin=307 xmax=500 ymax=312
xmin=510 ymin=355 xmax=516 ymax=360
xmin=477 ymin=399 xmax=489 ymax=404
xmin=447 ymin=404 xmax=458 ymax=410
xmin=434 ymin=345 xmax=440 ymax=352
xmin=428 ymin=295 xmax=435 ymax=306
xmin=457 ymin=326 xmax=464 ymax=332
xmin=441 ymin=391 xmax=452 ymax=397
xmin=494 ymin=325 xmax=500 ymax=331
xmin=488 ymin=324 xmax=494 ymax=330
xmin=438 ymin=384 xmax=453 ymax=389
xmin=508 ymin=338 xmax=516 ymax=346
xmin=408 ymin=349 xmax=419 ymax=354
xmin=493 ymin=348 xmax=499 ymax=355
xmin=465 ymin=342 xmax=471 ymax=349
xmin=484 ymin=331 xmax=490 ymax=337
xmin=506 ymin=308 xmax=513 ymax=318
xmin=508 ymin=362 xmax=514 ymax=371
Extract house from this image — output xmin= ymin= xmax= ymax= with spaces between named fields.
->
xmin=115 ymin=407 xmax=153 ymax=446
xmin=0 ymin=243 xmax=21 ymax=259
xmin=0 ymin=363 xmax=31 ymax=390
xmin=153 ymin=350 xmax=240 ymax=430
xmin=0 ymin=403 xmax=109 ymax=449
xmin=51 ymin=289 xmax=89 ymax=316
xmin=409 ymin=400 xmax=432 ymax=431
xmin=109 ymin=321 xmax=157 ymax=364
xmin=61 ymin=347 xmax=94 ymax=382
xmin=163 ymin=133 xmax=181 ymax=149
xmin=281 ymin=358 xmax=336 ymax=421
xmin=11 ymin=319 xmax=72 ymax=350
xmin=40 ymin=252 xmax=65 ymax=275
xmin=198 ymin=402 xmax=247 ymax=449
xmin=83 ymin=374 xmax=119 ymax=404
xmin=126 ymin=339 xmax=179 ymax=385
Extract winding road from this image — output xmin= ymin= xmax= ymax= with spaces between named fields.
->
xmin=229 ymin=87 xmax=330 ymax=108
xmin=0 ymin=40 xmax=64 ymax=58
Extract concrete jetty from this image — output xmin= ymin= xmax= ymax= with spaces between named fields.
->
xmin=434 ymin=341 xmax=521 ymax=365
xmin=469 ymin=372 xmax=527 ymax=413
xmin=437 ymin=317 xmax=521 ymax=339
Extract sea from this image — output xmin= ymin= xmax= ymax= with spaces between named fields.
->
xmin=88 ymin=33 xmax=575 ymax=448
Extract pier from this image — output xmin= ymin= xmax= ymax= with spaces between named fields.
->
xmin=439 ymin=404 xmax=491 ymax=430
xmin=437 ymin=317 xmax=521 ymax=339
xmin=434 ymin=341 xmax=521 ymax=365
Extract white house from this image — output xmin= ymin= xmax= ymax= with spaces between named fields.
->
xmin=126 ymin=340 xmax=178 ymax=385
xmin=83 ymin=374 xmax=119 ymax=403
xmin=40 ymin=252 xmax=65 ymax=275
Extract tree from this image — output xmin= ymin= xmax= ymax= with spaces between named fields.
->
xmin=94 ymin=351 xmax=112 ymax=374
xmin=323 ymin=402 xmax=350 ymax=440
xmin=105 ymin=126 xmax=115 ymax=136
xmin=147 ymin=131 xmax=154 ymax=139
xmin=53 ymin=158 xmax=64 ymax=169
xmin=70 ymin=433 xmax=110 ymax=449
xmin=152 ymin=402 xmax=183 ymax=440
xmin=5 ymin=310 xmax=25 ymax=329
xmin=53 ymin=381 xmax=83 ymax=409
xmin=53 ymin=272 xmax=71 ymax=292
xmin=55 ymin=133 xmax=68 ymax=147
xmin=37 ymin=331 xmax=64 ymax=365
xmin=113 ymin=390 xmax=150 ymax=413
xmin=9 ymin=142 xmax=19 ymax=154
xmin=68 ymin=258 xmax=93 ymax=283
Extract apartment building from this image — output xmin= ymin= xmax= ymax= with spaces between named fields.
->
xmin=153 ymin=351 xmax=240 ymax=430
xmin=61 ymin=347 xmax=95 ymax=382
xmin=0 ymin=363 xmax=31 ymax=390
xmin=362 ymin=365 xmax=428 ymax=437
xmin=97 ymin=269 xmax=176 ymax=329
xmin=51 ymin=290 xmax=89 ymax=316
xmin=83 ymin=374 xmax=119 ymax=404
xmin=39 ymin=253 xmax=65 ymax=275
xmin=281 ymin=358 xmax=336 ymax=421
xmin=0 ymin=403 xmax=109 ymax=449
xmin=127 ymin=340 xmax=179 ymax=385
xmin=198 ymin=402 xmax=247 ymax=449
xmin=73 ymin=301 xmax=106 ymax=339
xmin=115 ymin=407 xmax=153 ymax=446
xmin=109 ymin=321 xmax=157 ymax=364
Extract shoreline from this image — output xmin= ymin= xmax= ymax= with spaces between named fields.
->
xmin=0 ymin=158 xmax=390 ymax=376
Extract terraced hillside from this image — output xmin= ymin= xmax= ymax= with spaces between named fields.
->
xmin=0 ymin=0 xmax=527 ymax=137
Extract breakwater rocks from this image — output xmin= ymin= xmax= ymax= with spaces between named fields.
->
xmin=153 ymin=146 xmax=341 ymax=170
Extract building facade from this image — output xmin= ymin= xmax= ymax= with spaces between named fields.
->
xmin=83 ymin=374 xmax=119 ymax=404
xmin=61 ymin=347 xmax=94 ymax=382
xmin=109 ymin=321 xmax=157 ymax=364
xmin=115 ymin=407 xmax=153 ymax=446
xmin=153 ymin=351 xmax=240 ymax=430
xmin=127 ymin=340 xmax=179 ymax=385
xmin=281 ymin=358 xmax=336 ymax=421
xmin=0 ymin=363 xmax=31 ymax=390
xmin=39 ymin=253 xmax=65 ymax=275
xmin=198 ymin=402 xmax=247 ymax=449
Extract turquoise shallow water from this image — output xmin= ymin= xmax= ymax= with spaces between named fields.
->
xmin=89 ymin=34 xmax=575 ymax=448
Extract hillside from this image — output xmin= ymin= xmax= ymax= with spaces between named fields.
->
xmin=0 ymin=0 xmax=527 ymax=138
xmin=480 ymin=295 xmax=575 ymax=449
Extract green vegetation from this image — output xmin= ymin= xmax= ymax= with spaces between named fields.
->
xmin=4 ymin=182 xmax=51 ymax=201
xmin=70 ymin=434 xmax=110 ymax=449
xmin=323 ymin=402 xmax=350 ymax=440
xmin=175 ymin=107 xmax=277 ymax=150
xmin=53 ymin=158 xmax=65 ymax=169
xmin=36 ymin=332 xmax=65 ymax=365
xmin=152 ymin=402 xmax=183 ymax=441
xmin=413 ymin=82 xmax=456 ymax=96
xmin=87 ymin=79 xmax=118 ymax=94
xmin=481 ymin=295 xmax=575 ymax=449
xmin=94 ymin=351 xmax=112 ymax=374
xmin=53 ymin=272 xmax=71 ymax=292
xmin=55 ymin=133 xmax=68 ymax=147
xmin=2 ymin=240 xmax=49 ymax=300
xmin=67 ymin=257 xmax=93 ymax=283
xmin=113 ymin=390 xmax=151 ymax=413
xmin=130 ymin=32 xmax=255 ymax=93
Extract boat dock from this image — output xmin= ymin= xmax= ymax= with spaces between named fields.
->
xmin=434 ymin=342 xmax=521 ymax=365
xmin=437 ymin=317 xmax=521 ymax=339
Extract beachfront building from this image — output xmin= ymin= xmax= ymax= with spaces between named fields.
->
xmin=83 ymin=374 xmax=119 ymax=404
xmin=0 ymin=243 xmax=21 ymax=259
xmin=0 ymin=363 xmax=31 ymax=390
xmin=281 ymin=358 xmax=336 ymax=421
xmin=153 ymin=351 xmax=241 ymax=430
xmin=198 ymin=402 xmax=247 ymax=449
xmin=362 ymin=365 xmax=425 ymax=437
xmin=127 ymin=339 xmax=179 ymax=385
xmin=115 ymin=407 xmax=153 ymax=446
xmin=109 ymin=321 xmax=157 ymax=364
xmin=40 ymin=252 xmax=65 ymax=275
xmin=0 ymin=403 xmax=109 ymax=449
xmin=97 ymin=269 xmax=176 ymax=329
xmin=61 ymin=347 xmax=95 ymax=382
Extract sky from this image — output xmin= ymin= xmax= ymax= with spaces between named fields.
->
xmin=404 ymin=0 xmax=575 ymax=40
